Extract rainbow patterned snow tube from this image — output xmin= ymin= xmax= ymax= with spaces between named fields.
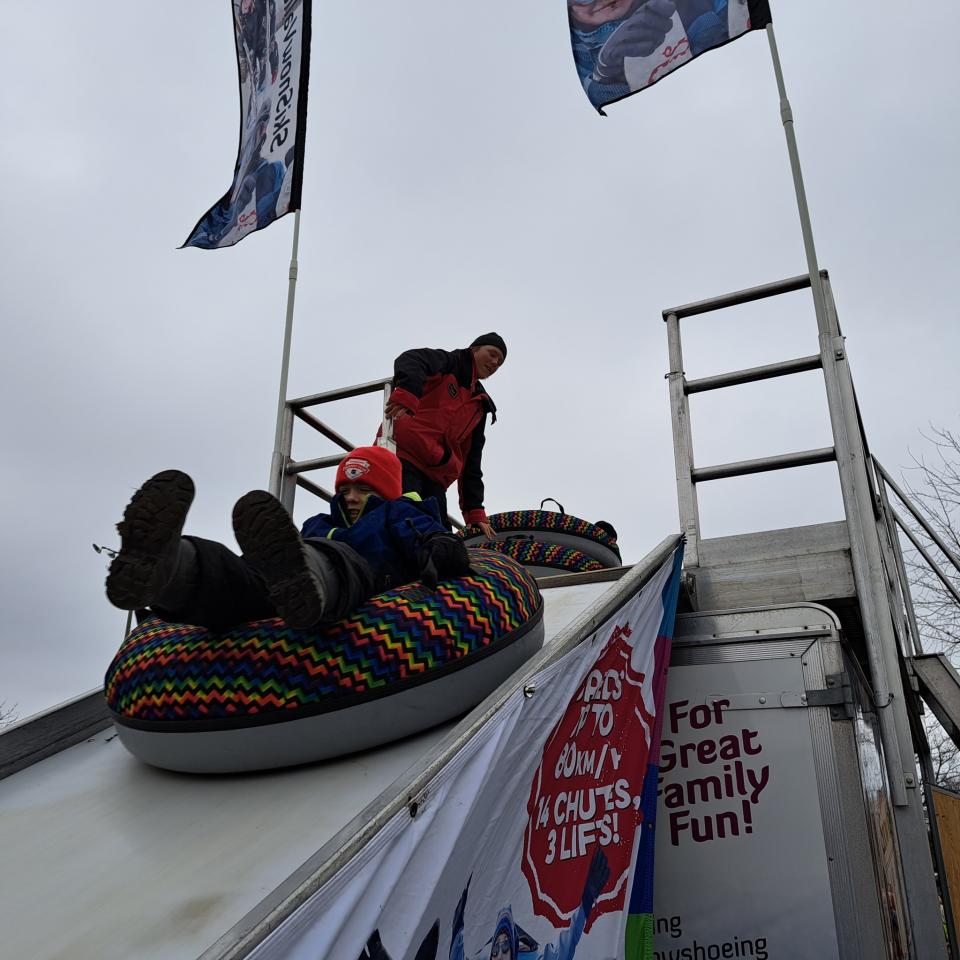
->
xmin=462 ymin=509 xmax=622 ymax=577
xmin=104 ymin=549 xmax=543 ymax=774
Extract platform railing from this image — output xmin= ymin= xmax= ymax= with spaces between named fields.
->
xmin=872 ymin=457 xmax=960 ymax=658
xmin=664 ymin=271 xmax=839 ymax=566
xmin=268 ymin=377 xmax=464 ymax=530
xmin=870 ymin=455 xmax=960 ymax=960
xmin=268 ymin=378 xmax=393 ymax=512
xmin=664 ymin=269 xmax=952 ymax=952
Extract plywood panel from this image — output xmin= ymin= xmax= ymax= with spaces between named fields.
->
xmin=933 ymin=785 xmax=960 ymax=941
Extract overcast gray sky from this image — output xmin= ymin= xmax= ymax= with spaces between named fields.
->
xmin=1 ymin=1 xmax=958 ymax=720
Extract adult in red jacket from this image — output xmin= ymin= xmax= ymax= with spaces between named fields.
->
xmin=384 ymin=333 xmax=506 ymax=538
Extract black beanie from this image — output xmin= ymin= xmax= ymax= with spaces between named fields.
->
xmin=469 ymin=332 xmax=507 ymax=361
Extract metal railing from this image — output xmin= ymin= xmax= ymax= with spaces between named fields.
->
xmin=664 ymin=271 xmax=836 ymax=567
xmin=664 ymin=269 xmax=953 ymax=953
xmin=269 ymin=378 xmax=394 ymax=512
xmin=872 ymin=457 xmax=960 ymax=658
xmin=267 ymin=377 xmax=464 ymax=530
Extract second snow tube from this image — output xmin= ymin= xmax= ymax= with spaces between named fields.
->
xmin=104 ymin=549 xmax=543 ymax=774
xmin=475 ymin=538 xmax=603 ymax=578
xmin=462 ymin=508 xmax=622 ymax=573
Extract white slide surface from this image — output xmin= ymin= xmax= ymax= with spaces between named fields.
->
xmin=0 ymin=578 xmax=614 ymax=960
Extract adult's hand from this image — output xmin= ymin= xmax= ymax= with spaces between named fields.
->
xmin=477 ymin=521 xmax=496 ymax=540
xmin=595 ymin=0 xmax=677 ymax=83
xmin=384 ymin=400 xmax=410 ymax=420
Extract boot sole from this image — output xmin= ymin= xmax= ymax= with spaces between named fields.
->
xmin=106 ymin=470 xmax=195 ymax=610
xmin=232 ymin=491 xmax=326 ymax=630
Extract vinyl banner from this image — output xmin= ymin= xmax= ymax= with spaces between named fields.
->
xmin=568 ymin=0 xmax=771 ymax=111
xmin=184 ymin=0 xmax=311 ymax=249
xmin=249 ymin=546 xmax=683 ymax=960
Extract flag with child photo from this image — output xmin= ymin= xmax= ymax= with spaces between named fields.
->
xmin=184 ymin=0 xmax=312 ymax=249
xmin=568 ymin=0 xmax=772 ymax=112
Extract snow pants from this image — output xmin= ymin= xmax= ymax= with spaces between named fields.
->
xmin=400 ymin=460 xmax=451 ymax=531
xmin=149 ymin=535 xmax=375 ymax=631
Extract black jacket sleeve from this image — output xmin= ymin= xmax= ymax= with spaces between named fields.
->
xmin=458 ymin=414 xmax=486 ymax=513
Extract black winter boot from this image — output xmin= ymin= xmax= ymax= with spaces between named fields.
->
xmin=106 ymin=470 xmax=195 ymax=611
xmin=232 ymin=491 xmax=328 ymax=630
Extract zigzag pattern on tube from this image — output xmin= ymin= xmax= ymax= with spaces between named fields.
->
xmin=480 ymin=538 xmax=602 ymax=573
xmin=104 ymin=550 xmax=541 ymax=723
xmin=466 ymin=510 xmax=617 ymax=549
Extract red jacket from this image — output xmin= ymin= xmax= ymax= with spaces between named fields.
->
xmin=388 ymin=347 xmax=496 ymax=525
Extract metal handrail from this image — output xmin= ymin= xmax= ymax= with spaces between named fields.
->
xmin=871 ymin=457 xmax=960 ymax=656
xmin=662 ymin=272 xmax=813 ymax=320
xmin=873 ymin=460 xmax=960 ymax=574
xmin=684 ymin=354 xmax=822 ymax=394
xmin=894 ymin=514 xmax=960 ymax=608
xmin=270 ymin=379 xmax=391 ymax=509
xmin=271 ymin=377 xmax=463 ymax=531
xmin=289 ymin=377 xmax=392 ymax=410
xmin=665 ymin=271 xmax=838 ymax=567
xmin=691 ymin=446 xmax=835 ymax=483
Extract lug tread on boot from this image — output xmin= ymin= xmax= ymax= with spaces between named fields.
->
xmin=232 ymin=491 xmax=326 ymax=630
xmin=106 ymin=470 xmax=195 ymax=611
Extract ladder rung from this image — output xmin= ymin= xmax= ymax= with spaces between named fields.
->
xmin=692 ymin=447 xmax=836 ymax=483
xmin=290 ymin=377 xmax=392 ymax=410
xmin=292 ymin=408 xmax=355 ymax=452
xmin=286 ymin=453 xmax=345 ymax=475
xmin=685 ymin=355 xmax=822 ymax=395
xmin=296 ymin=474 xmax=333 ymax=503
xmin=663 ymin=273 xmax=813 ymax=320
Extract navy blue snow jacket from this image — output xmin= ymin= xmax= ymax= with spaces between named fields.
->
xmin=300 ymin=491 xmax=446 ymax=592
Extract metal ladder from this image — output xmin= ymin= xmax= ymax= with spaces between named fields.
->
xmin=664 ymin=269 xmax=948 ymax=959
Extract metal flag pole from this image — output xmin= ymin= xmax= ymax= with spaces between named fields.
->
xmin=767 ymin=23 xmax=949 ymax=952
xmin=764 ymin=23 xmax=829 ymax=335
xmin=269 ymin=209 xmax=301 ymax=497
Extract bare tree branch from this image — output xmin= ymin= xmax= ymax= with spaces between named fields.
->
xmin=0 ymin=701 xmax=18 ymax=729
xmin=900 ymin=425 xmax=960 ymax=655
xmin=899 ymin=423 xmax=960 ymax=787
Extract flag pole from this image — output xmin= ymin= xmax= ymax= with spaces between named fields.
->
xmin=764 ymin=23 xmax=830 ymax=337
xmin=269 ymin=208 xmax=301 ymax=497
xmin=766 ymin=17 xmax=942 ymax=896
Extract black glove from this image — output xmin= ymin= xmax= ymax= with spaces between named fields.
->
xmin=581 ymin=849 xmax=611 ymax=918
xmin=419 ymin=534 xmax=471 ymax=589
xmin=595 ymin=0 xmax=677 ymax=83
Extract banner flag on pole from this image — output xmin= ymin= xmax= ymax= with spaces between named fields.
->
xmin=569 ymin=0 xmax=771 ymax=112
xmin=246 ymin=545 xmax=684 ymax=960
xmin=183 ymin=0 xmax=311 ymax=249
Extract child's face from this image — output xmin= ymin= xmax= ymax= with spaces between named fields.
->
xmin=568 ymin=0 xmax=637 ymax=28
xmin=339 ymin=483 xmax=373 ymax=523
